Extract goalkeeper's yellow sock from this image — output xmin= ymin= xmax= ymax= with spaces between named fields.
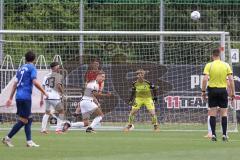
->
xmin=128 ymin=115 xmax=135 ymax=124
xmin=151 ymin=115 xmax=157 ymax=125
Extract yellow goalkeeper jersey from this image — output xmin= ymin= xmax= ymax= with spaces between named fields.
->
xmin=132 ymin=80 xmax=154 ymax=98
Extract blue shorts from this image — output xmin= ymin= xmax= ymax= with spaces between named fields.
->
xmin=16 ymin=100 xmax=32 ymax=119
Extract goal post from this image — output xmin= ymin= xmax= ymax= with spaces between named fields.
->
xmin=0 ymin=30 xmax=237 ymax=132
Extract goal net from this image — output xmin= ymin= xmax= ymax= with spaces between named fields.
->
xmin=0 ymin=30 xmax=237 ymax=132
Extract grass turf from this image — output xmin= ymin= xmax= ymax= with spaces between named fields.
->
xmin=0 ymin=129 xmax=240 ymax=160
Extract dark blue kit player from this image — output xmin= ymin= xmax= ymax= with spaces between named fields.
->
xmin=2 ymin=51 xmax=48 ymax=147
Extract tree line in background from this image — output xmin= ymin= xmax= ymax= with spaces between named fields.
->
xmin=1 ymin=0 xmax=240 ymax=65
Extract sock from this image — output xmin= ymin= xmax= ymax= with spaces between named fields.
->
xmin=7 ymin=120 xmax=25 ymax=139
xmin=41 ymin=114 xmax=50 ymax=131
xmin=221 ymin=116 xmax=228 ymax=136
xmin=210 ymin=116 xmax=216 ymax=136
xmin=71 ymin=122 xmax=84 ymax=128
xmin=56 ymin=114 xmax=64 ymax=131
xmin=207 ymin=116 xmax=211 ymax=134
xmin=24 ymin=118 xmax=33 ymax=141
xmin=151 ymin=115 xmax=158 ymax=125
xmin=27 ymin=140 xmax=33 ymax=144
xmin=128 ymin=115 xmax=135 ymax=124
xmin=90 ymin=116 xmax=102 ymax=128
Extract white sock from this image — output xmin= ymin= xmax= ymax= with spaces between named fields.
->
xmin=56 ymin=114 xmax=64 ymax=131
xmin=207 ymin=116 xmax=211 ymax=134
xmin=71 ymin=122 xmax=84 ymax=128
xmin=41 ymin=114 xmax=50 ymax=132
xmin=90 ymin=116 xmax=102 ymax=128
xmin=27 ymin=140 xmax=32 ymax=144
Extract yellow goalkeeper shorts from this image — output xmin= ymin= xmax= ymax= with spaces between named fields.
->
xmin=132 ymin=97 xmax=155 ymax=110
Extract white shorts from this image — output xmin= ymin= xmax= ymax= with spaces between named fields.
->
xmin=45 ymin=99 xmax=63 ymax=112
xmin=80 ymin=99 xmax=98 ymax=118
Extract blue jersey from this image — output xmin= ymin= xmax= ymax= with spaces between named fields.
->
xmin=15 ymin=63 xmax=37 ymax=100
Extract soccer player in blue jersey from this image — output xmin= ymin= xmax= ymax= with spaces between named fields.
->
xmin=2 ymin=51 xmax=48 ymax=147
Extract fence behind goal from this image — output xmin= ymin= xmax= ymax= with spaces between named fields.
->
xmin=0 ymin=30 xmax=237 ymax=132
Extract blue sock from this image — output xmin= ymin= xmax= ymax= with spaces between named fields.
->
xmin=8 ymin=120 xmax=24 ymax=138
xmin=25 ymin=118 xmax=33 ymax=141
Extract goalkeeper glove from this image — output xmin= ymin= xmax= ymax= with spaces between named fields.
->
xmin=153 ymin=97 xmax=158 ymax=103
xmin=128 ymin=100 xmax=135 ymax=106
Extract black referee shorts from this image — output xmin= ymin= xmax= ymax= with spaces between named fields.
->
xmin=207 ymin=87 xmax=228 ymax=108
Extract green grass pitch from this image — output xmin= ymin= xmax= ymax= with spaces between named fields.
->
xmin=0 ymin=129 xmax=240 ymax=160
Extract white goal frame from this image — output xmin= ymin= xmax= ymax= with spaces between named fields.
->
xmin=0 ymin=30 xmax=237 ymax=132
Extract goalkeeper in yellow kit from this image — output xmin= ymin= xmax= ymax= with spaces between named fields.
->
xmin=124 ymin=69 xmax=159 ymax=132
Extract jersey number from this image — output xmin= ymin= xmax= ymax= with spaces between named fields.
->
xmin=17 ymin=70 xmax=25 ymax=86
xmin=45 ymin=77 xmax=55 ymax=88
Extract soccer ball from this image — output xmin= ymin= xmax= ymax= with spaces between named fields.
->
xmin=191 ymin=11 xmax=200 ymax=20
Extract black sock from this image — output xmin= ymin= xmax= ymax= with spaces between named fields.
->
xmin=221 ymin=116 xmax=227 ymax=136
xmin=210 ymin=116 xmax=216 ymax=136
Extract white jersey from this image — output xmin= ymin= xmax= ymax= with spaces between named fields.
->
xmin=42 ymin=72 xmax=63 ymax=100
xmin=82 ymin=80 xmax=99 ymax=100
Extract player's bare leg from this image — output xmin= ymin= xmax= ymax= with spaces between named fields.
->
xmin=124 ymin=109 xmax=138 ymax=132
